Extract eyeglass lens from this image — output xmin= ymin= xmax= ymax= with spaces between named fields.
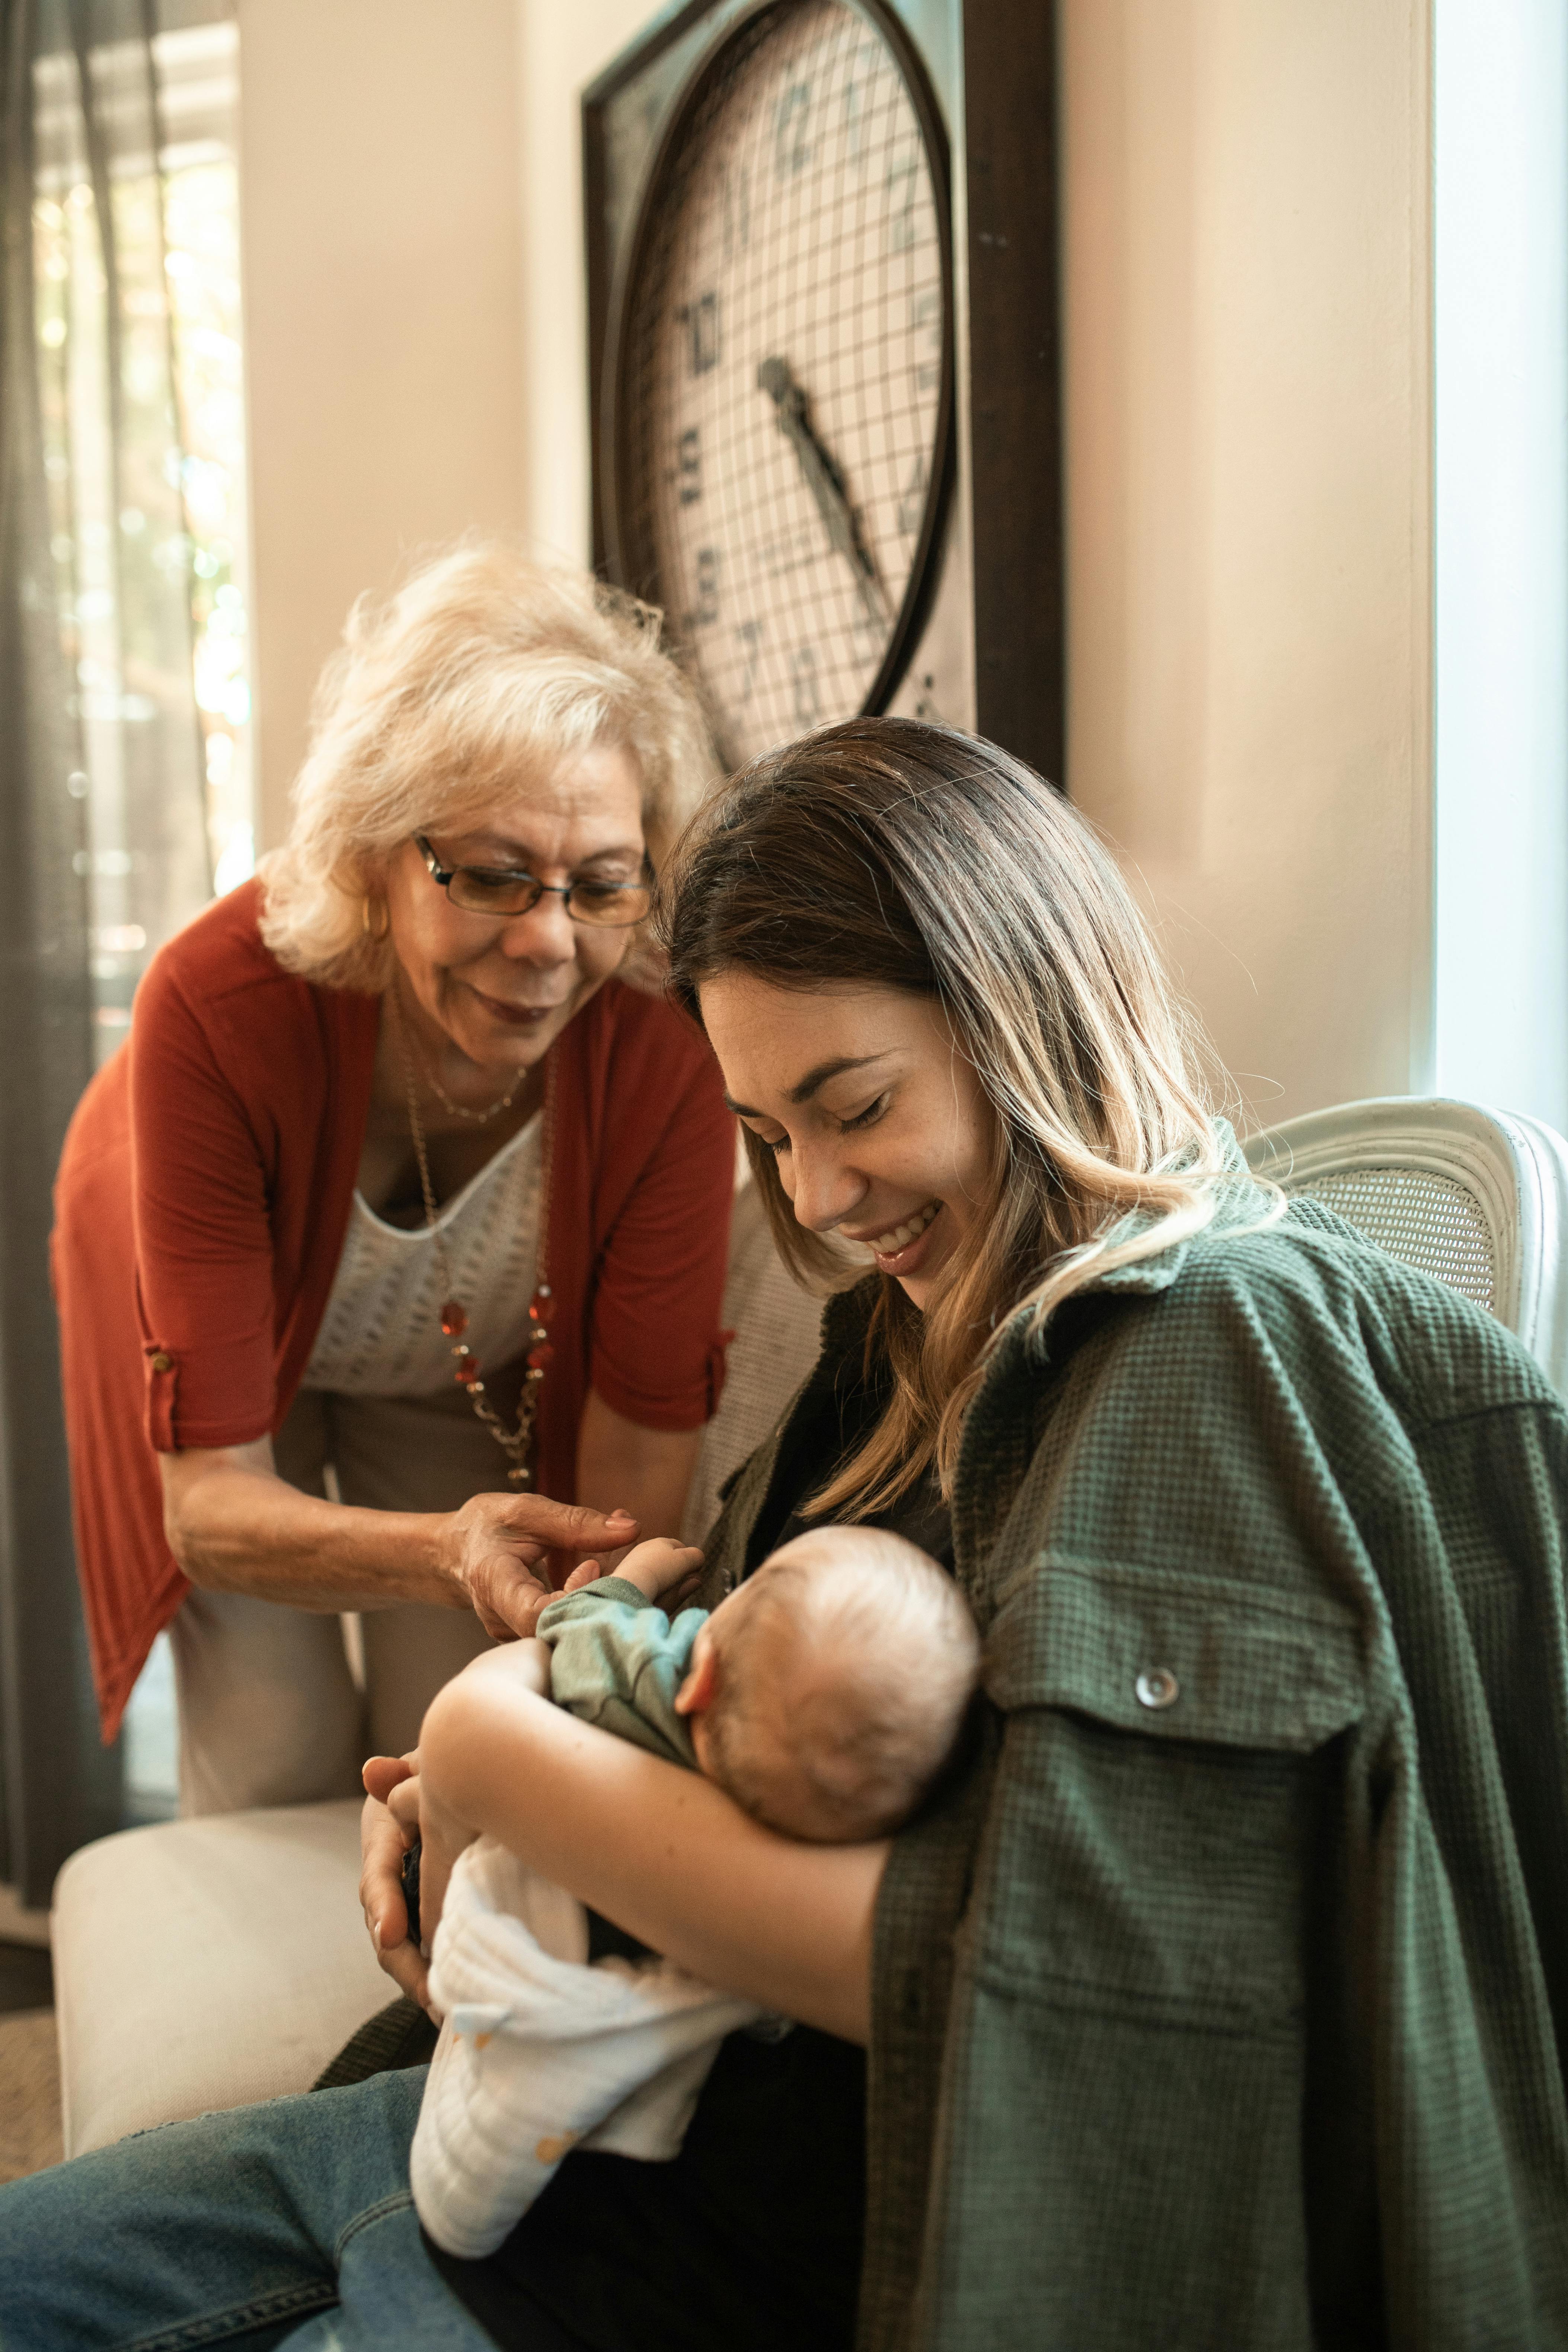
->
xmin=445 ymin=868 xmax=652 ymax=928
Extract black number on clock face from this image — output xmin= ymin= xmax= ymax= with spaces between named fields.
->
xmin=886 ymin=153 xmax=918 ymax=254
xmin=735 ymin=618 xmax=764 ymax=706
xmin=791 ymin=644 xmax=822 ymax=725
xmin=911 ymin=288 xmax=940 ymax=393
xmin=626 ymin=0 xmax=947 ymax=767
xmin=897 ymin=453 xmax=928 ymax=540
xmin=681 ymin=292 xmax=719 ymax=376
xmin=689 ymin=546 xmax=720 ymax=628
xmin=721 ymin=164 xmax=750 ymax=260
xmin=775 ymin=81 xmax=812 ymax=177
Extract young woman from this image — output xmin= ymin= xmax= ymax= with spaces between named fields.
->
xmin=53 ymin=542 xmax=734 ymax=1809
xmin=9 ymin=720 xmax=1566 ymax=2349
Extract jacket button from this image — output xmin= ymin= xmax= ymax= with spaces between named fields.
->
xmin=1135 ymin=1666 xmax=1179 ymax=1710
xmin=150 ymin=1351 xmax=173 ymax=1373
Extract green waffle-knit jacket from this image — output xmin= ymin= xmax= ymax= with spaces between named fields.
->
xmin=693 ymin=1151 xmax=1568 ymax=2351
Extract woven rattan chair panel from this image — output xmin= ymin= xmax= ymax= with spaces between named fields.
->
xmin=1290 ymin=1166 xmax=1496 ymax=1311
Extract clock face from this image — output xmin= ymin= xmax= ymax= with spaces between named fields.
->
xmin=607 ymin=0 xmax=951 ymax=769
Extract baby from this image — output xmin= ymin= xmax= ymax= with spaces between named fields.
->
xmin=546 ymin=1522 xmax=981 ymax=1839
xmin=411 ymin=1525 xmax=980 ymax=2258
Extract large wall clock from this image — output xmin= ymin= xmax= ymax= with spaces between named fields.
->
xmin=585 ymin=0 xmax=1062 ymax=782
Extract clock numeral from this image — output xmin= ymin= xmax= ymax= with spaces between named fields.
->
xmin=897 ymin=452 xmax=929 ymax=539
xmin=886 ymin=153 xmax=919 ymax=254
xmin=911 ymin=288 xmax=941 ymax=393
xmin=685 ymin=546 xmax=720 ymax=630
xmin=842 ymin=74 xmax=864 ymax=163
xmin=775 ymin=80 xmax=811 ymax=178
xmin=673 ymin=427 xmax=702 ymax=507
xmin=721 ymin=163 xmax=750 ymax=260
xmin=680 ymin=291 xmax=720 ymax=377
xmin=734 ymin=617 xmax=764 ymax=707
xmin=790 ymin=643 xmax=821 ymax=727
xmin=913 ymin=671 xmax=947 ymax=725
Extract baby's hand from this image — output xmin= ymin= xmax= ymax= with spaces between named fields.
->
xmin=596 ymin=1535 xmax=704 ymax=1606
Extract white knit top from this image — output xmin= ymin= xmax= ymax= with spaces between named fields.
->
xmin=303 ymin=1113 xmax=544 ymax=1397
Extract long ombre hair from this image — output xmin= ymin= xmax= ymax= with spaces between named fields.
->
xmin=662 ymin=717 xmax=1262 ymax=1518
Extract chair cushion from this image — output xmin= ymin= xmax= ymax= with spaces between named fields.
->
xmin=52 ymin=1799 xmax=389 ymax=2155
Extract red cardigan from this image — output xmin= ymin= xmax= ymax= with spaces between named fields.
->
xmin=52 ymin=881 xmax=735 ymax=1740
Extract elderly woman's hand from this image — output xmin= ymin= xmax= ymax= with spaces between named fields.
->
xmin=438 ymin=1493 xmax=638 ymax=1639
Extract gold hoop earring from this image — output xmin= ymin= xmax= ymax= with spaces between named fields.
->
xmin=361 ymin=896 xmax=391 ymax=944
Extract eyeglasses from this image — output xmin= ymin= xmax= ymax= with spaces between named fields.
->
xmin=416 ymin=835 xmax=654 ymax=929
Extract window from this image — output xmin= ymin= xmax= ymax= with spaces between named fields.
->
xmin=32 ymin=7 xmax=251 ymax=1068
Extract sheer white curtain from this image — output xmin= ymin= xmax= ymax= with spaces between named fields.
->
xmin=0 ymin=0 xmax=241 ymax=1903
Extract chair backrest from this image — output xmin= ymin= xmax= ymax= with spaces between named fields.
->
xmin=1243 ymin=1096 xmax=1568 ymax=1395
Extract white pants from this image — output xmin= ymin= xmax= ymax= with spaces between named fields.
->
xmin=169 ymin=1380 xmax=516 ymax=1816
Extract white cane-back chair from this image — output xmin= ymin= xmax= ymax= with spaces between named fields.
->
xmin=1243 ymin=1097 xmax=1568 ymax=1396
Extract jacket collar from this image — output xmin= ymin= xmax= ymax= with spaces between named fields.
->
xmin=1078 ymin=1117 xmax=1270 ymax=1298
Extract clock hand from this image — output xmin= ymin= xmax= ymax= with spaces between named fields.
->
xmin=757 ymin=355 xmax=889 ymax=625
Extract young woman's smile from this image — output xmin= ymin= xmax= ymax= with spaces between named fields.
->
xmin=698 ymin=972 xmax=993 ymax=1308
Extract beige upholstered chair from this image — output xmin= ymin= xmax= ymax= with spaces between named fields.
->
xmin=51 ymin=1175 xmax=827 ymax=2156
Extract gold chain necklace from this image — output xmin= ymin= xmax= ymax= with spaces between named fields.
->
xmin=389 ymin=996 xmax=556 ymax=1488
xmin=405 ymin=1027 xmax=527 ymax=1125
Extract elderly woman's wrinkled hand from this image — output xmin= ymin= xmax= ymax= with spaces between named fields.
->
xmin=439 ymin=1493 xmax=638 ymax=1640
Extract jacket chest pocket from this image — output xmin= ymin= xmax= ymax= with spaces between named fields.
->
xmin=971 ymin=1558 xmax=1367 ymax=2032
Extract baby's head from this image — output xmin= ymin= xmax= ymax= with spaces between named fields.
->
xmin=674 ymin=1527 xmax=980 ymax=1842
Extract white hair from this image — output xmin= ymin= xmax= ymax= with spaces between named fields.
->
xmin=259 ymin=538 xmax=719 ymax=992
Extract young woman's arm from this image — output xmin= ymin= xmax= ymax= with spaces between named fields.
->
xmin=368 ymin=1645 xmax=886 ymax=2043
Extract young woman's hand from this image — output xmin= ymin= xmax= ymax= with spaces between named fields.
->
xmin=359 ymin=1750 xmax=431 ymax=2010
xmin=399 ymin=1772 xmax=475 ymax=1976
xmin=358 ymin=1644 xmax=556 ymax=2011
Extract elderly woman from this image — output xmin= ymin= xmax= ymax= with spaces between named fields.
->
xmin=52 ymin=543 xmax=735 ymax=1811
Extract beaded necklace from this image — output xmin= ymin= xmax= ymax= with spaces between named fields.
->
xmin=389 ymin=994 xmax=555 ymax=1488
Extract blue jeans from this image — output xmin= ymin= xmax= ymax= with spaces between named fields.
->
xmin=0 ymin=2068 xmax=511 ymax=2349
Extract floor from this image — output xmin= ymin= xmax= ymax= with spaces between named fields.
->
xmin=0 ymin=2010 xmax=62 ymax=2182
xmin=0 ymin=1941 xmax=60 ymax=2183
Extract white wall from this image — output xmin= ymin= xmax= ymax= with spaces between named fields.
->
xmin=1059 ymin=0 xmax=1434 ymax=1127
xmin=514 ymin=0 xmax=654 ymax=567
xmin=239 ymin=0 xmax=526 ymax=850
xmin=240 ymin=0 xmax=1444 ymax=1132
xmin=1433 ymin=0 xmax=1568 ymax=1136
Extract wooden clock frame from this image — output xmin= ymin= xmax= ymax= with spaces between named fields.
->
xmin=582 ymin=0 xmax=1064 ymax=788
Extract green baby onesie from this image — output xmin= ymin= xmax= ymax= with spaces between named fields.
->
xmin=535 ymin=1577 xmax=703 ymax=1768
